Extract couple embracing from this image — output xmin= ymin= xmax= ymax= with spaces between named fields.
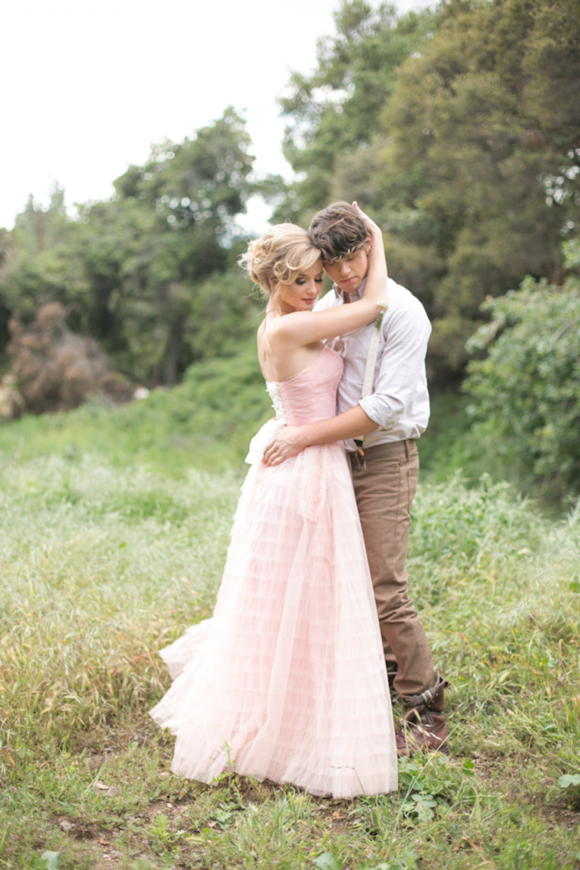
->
xmin=150 ymin=202 xmax=448 ymax=799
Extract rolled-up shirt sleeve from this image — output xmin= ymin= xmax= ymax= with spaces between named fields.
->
xmin=359 ymin=297 xmax=432 ymax=432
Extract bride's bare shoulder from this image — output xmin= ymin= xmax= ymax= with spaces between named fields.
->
xmin=267 ymin=311 xmax=310 ymax=343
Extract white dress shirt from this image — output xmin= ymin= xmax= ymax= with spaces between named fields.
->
xmin=314 ymin=278 xmax=431 ymax=452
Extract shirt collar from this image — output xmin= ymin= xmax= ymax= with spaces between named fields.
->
xmin=333 ymin=277 xmax=366 ymax=302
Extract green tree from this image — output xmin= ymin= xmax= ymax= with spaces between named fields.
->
xmin=278 ymin=0 xmax=580 ymax=382
xmin=186 ymin=269 xmax=259 ymax=362
xmin=0 ymin=110 xmax=259 ymax=386
xmin=74 ymin=107 xmax=257 ymax=384
xmin=277 ymin=0 xmax=434 ymax=221
xmin=379 ymin=0 xmax=580 ymax=372
xmin=107 ymin=107 xmax=254 ymax=384
xmin=0 ymin=187 xmax=88 ymax=366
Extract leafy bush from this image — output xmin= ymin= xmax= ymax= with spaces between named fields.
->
xmin=463 ymin=249 xmax=580 ymax=503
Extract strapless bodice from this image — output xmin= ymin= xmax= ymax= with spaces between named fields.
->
xmin=267 ymin=346 xmax=343 ymax=426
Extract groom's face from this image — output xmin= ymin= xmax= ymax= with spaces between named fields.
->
xmin=322 ymin=241 xmax=371 ymax=295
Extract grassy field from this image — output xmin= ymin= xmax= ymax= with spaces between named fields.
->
xmin=1 ymin=396 xmax=579 ymax=869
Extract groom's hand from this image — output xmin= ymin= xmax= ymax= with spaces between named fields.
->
xmin=262 ymin=426 xmax=305 ymax=465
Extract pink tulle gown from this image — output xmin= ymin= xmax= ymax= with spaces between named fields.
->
xmin=150 ymin=346 xmax=398 ymax=798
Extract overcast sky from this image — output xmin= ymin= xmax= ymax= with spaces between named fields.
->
xmin=2 ymin=0 xmax=434 ymax=232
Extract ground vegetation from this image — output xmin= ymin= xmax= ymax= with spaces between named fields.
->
xmin=0 ymin=409 xmax=578 ymax=870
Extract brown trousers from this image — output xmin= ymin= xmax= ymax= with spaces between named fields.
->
xmin=348 ymin=440 xmax=438 ymax=699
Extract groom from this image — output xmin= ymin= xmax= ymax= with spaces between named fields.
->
xmin=263 ymin=201 xmax=448 ymax=754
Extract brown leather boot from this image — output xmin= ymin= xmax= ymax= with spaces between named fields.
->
xmin=396 ymin=677 xmax=449 ymax=756
xmin=396 ymin=708 xmax=449 ymax=755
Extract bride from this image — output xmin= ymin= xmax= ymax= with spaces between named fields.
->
xmin=150 ymin=205 xmax=397 ymax=798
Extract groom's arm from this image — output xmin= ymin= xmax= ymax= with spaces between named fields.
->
xmin=262 ymin=406 xmax=379 ymax=465
xmin=262 ymin=290 xmax=431 ymax=466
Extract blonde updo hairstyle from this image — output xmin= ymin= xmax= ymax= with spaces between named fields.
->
xmin=239 ymin=224 xmax=321 ymax=309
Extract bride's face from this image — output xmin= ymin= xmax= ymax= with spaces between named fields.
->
xmin=277 ymin=260 xmax=324 ymax=315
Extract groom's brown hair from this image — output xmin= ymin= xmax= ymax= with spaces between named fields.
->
xmin=308 ymin=201 xmax=369 ymax=264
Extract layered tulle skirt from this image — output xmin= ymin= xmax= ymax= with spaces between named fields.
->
xmin=150 ymin=435 xmax=397 ymax=798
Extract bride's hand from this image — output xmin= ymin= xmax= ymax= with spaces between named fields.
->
xmin=352 ymin=201 xmax=388 ymax=307
xmin=352 ymin=201 xmax=381 ymax=236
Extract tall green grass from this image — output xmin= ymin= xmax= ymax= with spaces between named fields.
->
xmin=1 ymin=413 xmax=578 ymax=868
xmin=0 ymin=454 xmax=239 ymax=743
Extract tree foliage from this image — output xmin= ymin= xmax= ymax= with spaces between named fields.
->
xmin=0 ymin=187 xmax=88 ymax=353
xmin=0 ymin=109 xmax=259 ymax=387
xmin=279 ymin=0 xmax=580 ymax=379
xmin=1 ymin=0 xmax=579 ymax=511
xmin=78 ymin=107 xmax=257 ymax=384
xmin=463 ymin=242 xmax=580 ymax=503
xmin=277 ymin=0 xmax=434 ymax=221
xmin=380 ymin=0 xmax=580 ymax=372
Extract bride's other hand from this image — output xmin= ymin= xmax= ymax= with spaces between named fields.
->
xmin=350 ymin=202 xmax=387 ymax=306
xmin=262 ymin=426 xmax=305 ymax=465
xmin=352 ymin=201 xmax=381 ymax=236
